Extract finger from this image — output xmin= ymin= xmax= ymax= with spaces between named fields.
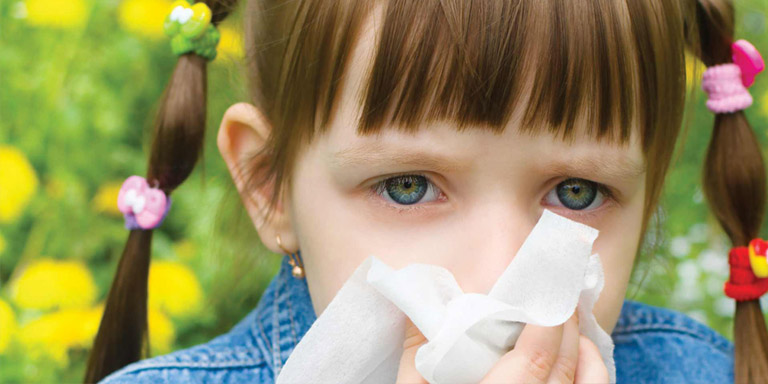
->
xmin=396 ymin=318 xmax=428 ymax=384
xmin=574 ymin=334 xmax=610 ymax=384
xmin=481 ymin=321 xmax=564 ymax=383
xmin=547 ymin=311 xmax=580 ymax=384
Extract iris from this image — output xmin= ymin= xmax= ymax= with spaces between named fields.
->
xmin=555 ymin=178 xmax=598 ymax=210
xmin=384 ymin=175 xmax=428 ymax=205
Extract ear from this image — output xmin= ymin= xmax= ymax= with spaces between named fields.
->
xmin=217 ymin=102 xmax=298 ymax=255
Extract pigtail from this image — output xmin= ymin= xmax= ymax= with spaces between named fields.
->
xmin=686 ymin=0 xmax=768 ymax=382
xmin=84 ymin=1 xmax=238 ymax=382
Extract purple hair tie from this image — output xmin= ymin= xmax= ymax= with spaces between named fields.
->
xmin=701 ymin=39 xmax=764 ymax=114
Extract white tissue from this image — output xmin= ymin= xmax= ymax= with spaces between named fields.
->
xmin=276 ymin=209 xmax=616 ymax=383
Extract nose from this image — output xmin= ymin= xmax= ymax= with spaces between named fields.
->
xmin=454 ymin=200 xmax=538 ymax=294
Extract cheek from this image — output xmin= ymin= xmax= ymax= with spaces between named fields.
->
xmin=289 ymin=154 xmax=367 ymax=315
xmin=590 ymin=194 xmax=645 ymax=334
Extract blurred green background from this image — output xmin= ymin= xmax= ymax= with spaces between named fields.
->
xmin=1 ymin=0 xmax=768 ymax=382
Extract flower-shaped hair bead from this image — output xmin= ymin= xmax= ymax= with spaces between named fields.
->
xmin=724 ymin=238 xmax=768 ymax=301
xmin=117 ymin=175 xmax=171 ymax=230
xmin=163 ymin=0 xmax=219 ymax=61
xmin=748 ymin=238 xmax=768 ymax=278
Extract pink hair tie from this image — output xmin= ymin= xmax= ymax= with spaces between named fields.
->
xmin=117 ymin=175 xmax=171 ymax=230
xmin=701 ymin=39 xmax=764 ymax=114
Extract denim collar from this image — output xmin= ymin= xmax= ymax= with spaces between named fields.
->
xmin=253 ymin=255 xmax=317 ymax=377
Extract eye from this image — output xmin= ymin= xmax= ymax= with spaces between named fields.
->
xmin=372 ymin=174 xmax=441 ymax=206
xmin=544 ymin=178 xmax=609 ymax=211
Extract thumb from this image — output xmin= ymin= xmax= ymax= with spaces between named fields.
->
xmin=396 ymin=318 xmax=428 ymax=383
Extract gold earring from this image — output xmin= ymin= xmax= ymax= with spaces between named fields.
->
xmin=276 ymin=234 xmax=305 ymax=279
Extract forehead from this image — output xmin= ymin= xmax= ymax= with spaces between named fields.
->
xmin=322 ymin=116 xmax=645 ymax=186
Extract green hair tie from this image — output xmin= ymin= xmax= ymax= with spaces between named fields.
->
xmin=163 ymin=0 xmax=219 ymax=61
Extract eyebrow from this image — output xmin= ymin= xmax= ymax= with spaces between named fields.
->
xmin=330 ymin=142 xmax=646 ymax=180
xmin=546 ymin=154 xmax=647 ymax=181
xmin=329 ymin=143 xmax=469 ymax=173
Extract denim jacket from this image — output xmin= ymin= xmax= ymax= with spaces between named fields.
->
xmin=100 ymin=256 xmax=734 ymax=383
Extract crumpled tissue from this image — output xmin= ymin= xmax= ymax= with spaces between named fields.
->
xmin=276 ymin=209 xmax=615 ymax=383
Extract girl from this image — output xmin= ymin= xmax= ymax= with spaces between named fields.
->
xmin=86 ymin=0 xmax=768 ymax=383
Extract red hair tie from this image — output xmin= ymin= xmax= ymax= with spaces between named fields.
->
xmin=724 ymin=238 xmax=768 ymax=301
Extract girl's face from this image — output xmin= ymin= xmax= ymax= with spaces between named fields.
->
xmin=219 ymin=5 xmax=647 ymax=335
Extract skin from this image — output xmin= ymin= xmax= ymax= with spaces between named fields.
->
xmin=217 ymin=4 xmax=646 ymax=382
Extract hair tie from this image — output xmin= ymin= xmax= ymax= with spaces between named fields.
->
xmin=724 ymin=238 xmax=768 ymax=301
xmin=117 ymin=175 xmax=172 ymax=230
xmin=701 ymin=39 xmax=764 ymax=114
xmin=163 ymin=0 xmax=220 ymax=61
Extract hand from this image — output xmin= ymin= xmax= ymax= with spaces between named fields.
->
xmin=395 ymin=311 xmax=610 ymax=383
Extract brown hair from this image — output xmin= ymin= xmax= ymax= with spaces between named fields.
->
xmin=688 ymin=0 xmax=768 ymax=381
xmin=83 ymin=1 xmax=239 ymax=382
xmin=86 ymin=0 xmax=768 ymax=382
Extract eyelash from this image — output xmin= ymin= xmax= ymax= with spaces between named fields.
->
xmin=369 ymin=173 xmax=618 ymax=216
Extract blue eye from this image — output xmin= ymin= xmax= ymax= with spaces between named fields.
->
xmin=545 ymin=178 xmax=606 ymax=211
xmin=374 ymin=174 xmax=440 ymax=205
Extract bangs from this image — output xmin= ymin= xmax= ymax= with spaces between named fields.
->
xmin=360 ymin=0 xmax=640 ymax=142
xmin=268 ymin=0 xmax=685 ymax=153
xmin=269 ymin=0 xmax=686 ymax=152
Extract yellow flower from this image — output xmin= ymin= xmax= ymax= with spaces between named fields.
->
xmin=685 ymin=51 xmax=706 ymax=89
xmin=218 ymin=26 xmax=243 ymax=59
xmin=0 ymin=299 xmax=16 ymax=354
xmin=118 ymin=0 xmax=173 ymax=39
xmin=17 ymin=306 xmax=102 ymax=365
xmin=0 ymin=146 xmax=39 ymax=223
xmin=149 ymin=260 xmax=203 ymax=317
xmin=148 ymin=308 xmax=175 ymax=354
xmin=17 ymin=303 xmax=176 ymax=363
xmin=24 ymin=0 xmax=89 ymax=28
xmin=10 ymin=259 xmax=97 ymax=311
xmin=92 ymin=181 xmax=124 ymax=216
